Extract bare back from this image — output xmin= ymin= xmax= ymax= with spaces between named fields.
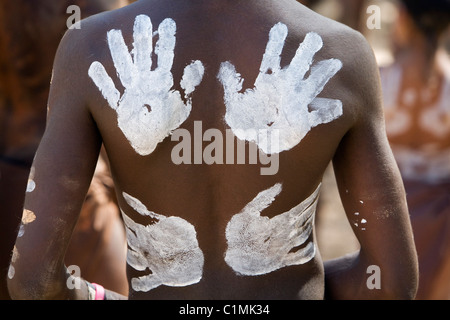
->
xmin=9 ymin=0 xmax=419 ymax=300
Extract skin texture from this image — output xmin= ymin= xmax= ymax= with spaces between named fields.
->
xmin=380 ymin=4 xmax=450 ymax=299
xmin=0 ymin=0 xmax=129 ymax=299
xmin=8 ymin=0 xmax=418 ymax=300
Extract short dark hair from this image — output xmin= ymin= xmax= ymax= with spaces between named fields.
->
xmin=401 ymin=0 xmax=450 ymax=36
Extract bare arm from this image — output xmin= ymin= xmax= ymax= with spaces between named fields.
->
xmin=324 ymin=32 xmax=418 ymax=299
xmin=7 ymin=26 xmax=127 ymax=300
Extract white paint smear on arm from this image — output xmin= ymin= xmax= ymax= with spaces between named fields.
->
xmin=225 ymin=183 xmax=320 ymax=276
xmin=120 ymin=192 xmax=204 ymax=292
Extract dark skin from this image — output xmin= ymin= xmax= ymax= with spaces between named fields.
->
xmin=8 ymin=0 xmax=418 ymax=300
xmin=0 ymin=0 xmax=129 ymax=299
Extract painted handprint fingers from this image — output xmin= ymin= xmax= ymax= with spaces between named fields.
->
xmin=301 ymin=58 xmax=343 ymax=100
xmin=180 ymin=60 xmax=205 ymax=98
xmin=284 ymin=242 xmax=316 ymax=266
xmin=155 ymin=18 xmax=176 ymax=72
xmin=88 ymin=61 xmax=120 ymax=109
xmin=288 ymin=214 xmax=314 ymax=244
xmin=241 ymin=183 xmax=282 ymax=215
xmin=107 ymin=29 xmax=137 ymax=88
xmin=132 ymin=14 xmax=153 ymax=74
xmin=286 ymin=32 xmax=323 ymax=81
xmin=308 ymin=97 xmax=343 ymax=125
xmin=218 ymin=61 xmax=244 ymax=99
xmin=259 ymin=22 xmax=288 ymax=75
xmin=123 ymin=192 xmax=165 ymax=221
xmin=132 ymin=274 xmax=163 ymax=292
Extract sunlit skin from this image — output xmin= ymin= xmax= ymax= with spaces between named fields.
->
xmin=8 ymin=0 xmax=418 ymax=300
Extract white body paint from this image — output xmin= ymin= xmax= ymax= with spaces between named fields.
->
xmin=89 ymin=15 xmax=205 ymax=155
xmin=225 ymin=183 xmax=320 ymax=276
xmin=8 ymin=247 xmax=19 ymax=279
xmin=218 ymin=23 xmax=343 ymax=154
xmin=121 ymin=192 xmax=204 ymax=292
xmin=391 ymin=145 xmax=450 ymax=182
xmin=26 ymin=180 xmax=36 ymax=193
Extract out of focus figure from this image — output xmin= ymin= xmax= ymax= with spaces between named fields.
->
xmin=380 ymin=0 xmax=450 ymax=300
xmin=0 ymin=0 xmax=129 ymax=299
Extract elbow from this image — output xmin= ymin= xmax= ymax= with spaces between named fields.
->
xmin=7 ymin=264 xmax=63 ymax=300
xmin=7 ymin=267 xmax=42 ymax=300
xmin=381 ymin=259 xmax=419 ymax=300
xmin=386 ymin=270 xmax=418 ymax=300
xmin=7 ymin=265 xmax=34 ymax=300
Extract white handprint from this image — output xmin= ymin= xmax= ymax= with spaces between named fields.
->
xmin=225 ymin=183 xmax=320 ymax=276
xmin=121 ymin=192 xmax=204 ymax=292
xmin=88 ymin=15 xmax=204 ymax=156
xmin=218 ymin=23 xmax=343 ymax=154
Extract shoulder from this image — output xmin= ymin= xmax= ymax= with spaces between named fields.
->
xmin=298 ymin=12 xmax=382 ymax=124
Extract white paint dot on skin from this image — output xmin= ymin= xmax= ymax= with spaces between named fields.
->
xmin=88 ymin=15 xmax=205 ymax=156
xmin=225 ymin=183 xmax=320 ymax=276
xmin=120 ymin=192 xmax=204 ymax=292
xmin=26 ymin=179 xmax=36 ymax=193
xmin=11 ymin=246 xmax=19 ymax=264
xmin=7 ymin=265 xmax=15 ymax=280
xmin=359 ymin=200 xmax=364 ymax=204
xmin=218 ymin=23 xmax=343 ymax=154
xmin=354 ymin=212 xmax=359 ymax=216
xmin=17 ymin=225 xmax=25 ymax=237
xmin=361 ymin=219 xmax=367 ymax=224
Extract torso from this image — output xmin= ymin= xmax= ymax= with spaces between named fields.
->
xmin=381 ymin=53 xmax=450 ymax=183
xmin=82 ymin=0 xmax=360 ymax=299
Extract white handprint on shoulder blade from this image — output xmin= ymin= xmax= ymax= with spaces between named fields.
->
xmin=88 ymin=15 xmax=205 ymax=155
xmin=121 ymin=192 xmax=204 ymax=292
xmin=218 ymin=23 xmax=343 ymax=154
xmin=225 ymin=183 xmax=320 ymax=276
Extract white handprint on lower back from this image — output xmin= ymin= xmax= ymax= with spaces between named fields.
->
xmin=218 ymin=23 xmax=343 ymax=154
xmin=88 ymin=15 xmax=204 ymax=156
xmin=225 ymin=183 xmax=320 ymax=276
xmin=121 ymin=192 xmax=204 ymax=292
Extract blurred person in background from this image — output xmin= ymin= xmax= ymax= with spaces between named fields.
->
xmin=7 ymin=0 xmax=418 ymax=300
xmin=380 ymin=0 xmax=450 ymax=299
xmin=0 ymin=0 xmax=129 ymax=299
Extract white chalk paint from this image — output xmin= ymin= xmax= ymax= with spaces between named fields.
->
xmin=26 ymin=180 xmax=36 ymax=193
xmin=120 ymin=192 xmax=204 ymax=292
xmin=225 ymin=183 xmax=320 ymax=276
xmin=17 ymin=209 xmax=36 ymax=238
xmin=218 ymin=23 xmax=343 ymax=154
xmin=391 ymin=145 xmax=450 ymax=182
xmin=352 ymin=214 xmax=368 ymax=231
xmin=8 ymin=247 xmax=19 ymax=280
xmin=7 ymin=265 xmax=15 ymax=280
xmin=89 ymin=15 xmax=204 ymax=155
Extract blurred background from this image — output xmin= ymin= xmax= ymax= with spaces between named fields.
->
xmin=0 ymin=0 xmax=449 ymax=300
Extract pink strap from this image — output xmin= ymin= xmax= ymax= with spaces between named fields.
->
xmin=93 ymin=283 xmax=105 ymax=300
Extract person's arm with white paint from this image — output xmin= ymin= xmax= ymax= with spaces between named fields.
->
xmin=323 ymin=31 xmax=419 ymax=300
xmin=6 ymin=26 xmax=127 ymax=300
